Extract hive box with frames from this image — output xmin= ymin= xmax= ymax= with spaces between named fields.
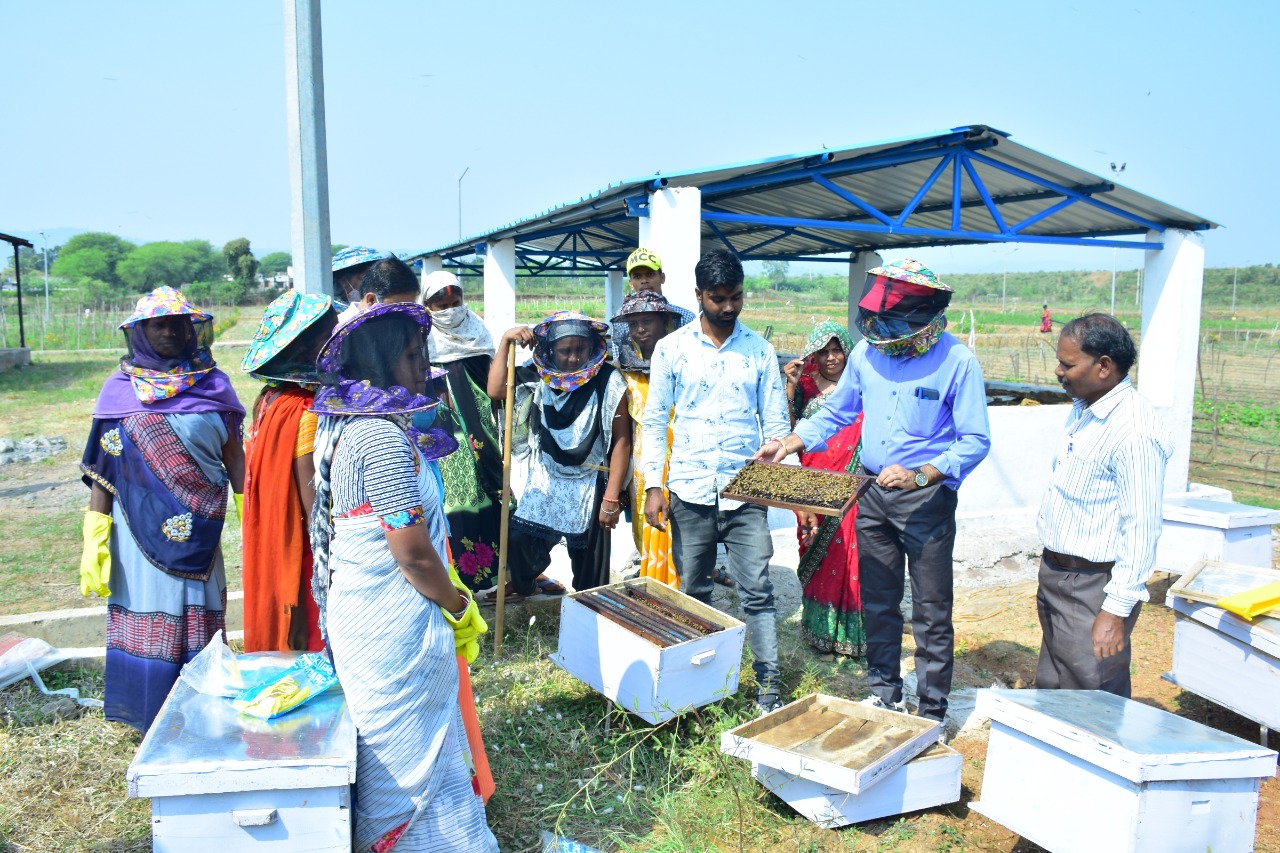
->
xmin=550 ymin=577 xmax=745 ymax=724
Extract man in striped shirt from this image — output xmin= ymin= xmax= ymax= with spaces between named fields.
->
xmin=1037 ymin=313 xmax=1173 ymax=697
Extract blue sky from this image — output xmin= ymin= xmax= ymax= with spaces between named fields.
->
xmin=4 ymin=0 xmax=1277 ymax=275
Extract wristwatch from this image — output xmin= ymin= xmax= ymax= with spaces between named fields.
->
xmin=913 ymin=468 xmax=930 ymax=488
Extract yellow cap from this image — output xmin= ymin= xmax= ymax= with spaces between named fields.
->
xmin=626 ymin=248 xmax=662 ymax=275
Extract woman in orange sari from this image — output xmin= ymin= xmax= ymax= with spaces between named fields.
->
xmin=784 ymin=321 xmax=865 ymax=658
xmin=613 ymin=291 xmax=687 ymax=587
xmin=240 ymin=291 xmax=337 ymax=652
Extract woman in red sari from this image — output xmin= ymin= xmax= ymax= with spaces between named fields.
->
xmin=784 ymin=321 xmax=865 ymax=658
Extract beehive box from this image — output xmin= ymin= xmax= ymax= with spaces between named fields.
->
xmin=127 ymin=653 xmax=357 ymax=852
xmin=549 ymin=577 xmax=745 ymax=723
xmin=1164 ymin=563 xmax=1280 ymax=732
xmin=972 ymin=689 xmax=1277 ymax=853
xmin=751 ymin=742 xmax=961 ymax=828
xmin=720 ymin=694 xmax=941 ymax=796
xmin=1155 ymin=499 xmax=1280 ymax=574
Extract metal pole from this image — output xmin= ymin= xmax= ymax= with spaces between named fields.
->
xmin=1232 ymin=266 xmax=1238 ymax=314
xmin=494 ymin=342 xmax=517 ymax=652
xmin=1111 ymin=247 xmax=1117 ymax=315
xmin=12 ymin=244 xmax=25 ymax=348
xmin=39 ymin=232 xmax=49 ymax=320
xmin=458 ymin=166 xmax=470 ymax=241
xmin=283 ymin=0 xmax=332 ymax=296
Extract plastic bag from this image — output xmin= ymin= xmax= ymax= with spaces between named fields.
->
xmin=0 ymin=633 xmax=61 ymax=692
xmin=179 ymin=630 xmax=246 ymax=697
xmin=232 ymin=652 xmax=338 ymax=720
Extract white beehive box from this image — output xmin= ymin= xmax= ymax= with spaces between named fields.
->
xmin=550 ymin=577 xmax=745 ymax=724
xmin=1156 ymin=498 xmax=1280 ymax=574
xmin=751 ymin=742 xmax=961 ymax=828
xmin=1164 ymin=563 xmax=1280 ymax=731
xmin=127 ymin=653 xmax=357 ymax=852
xmin=720 ymin=693 xmax=941 ymax=796
xmin=972 ymin=689 xmax=1277 ymax=853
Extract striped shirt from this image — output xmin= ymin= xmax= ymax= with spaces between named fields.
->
xmin=1037 ymin=378 xmax=1173 ymax=617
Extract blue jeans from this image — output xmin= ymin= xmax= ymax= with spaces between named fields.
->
xmin=668 ymin=493 xmax=779 ymax=690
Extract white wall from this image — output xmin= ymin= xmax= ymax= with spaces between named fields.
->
xmin=957 ymin=404 xmax=1071 ymax=526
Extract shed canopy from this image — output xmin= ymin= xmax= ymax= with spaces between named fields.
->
xmin=408 ymin=125 xmax=1217 ymax=276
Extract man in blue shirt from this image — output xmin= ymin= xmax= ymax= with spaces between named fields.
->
xmin=641 ymin=249 xmax=792 ymax=714
xmin=760 ymin=259 xmax=990 ymax=727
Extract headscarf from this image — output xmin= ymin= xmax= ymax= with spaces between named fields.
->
xmin=92 ymin=286 xmax=243 ymax=419
xmin=856 ymin=258 xmax=952 ymax=357
xmin=312 ymin=302 xmax=455 ymax=459
xmin=802 ymin=320 xmax=856 ymax=364
xmin=241 ymin=290 xmax=334 ymax=390
xmin=422 ymin=270 xmax=495 ymax=363
xmin=610 ymin=290 xmax=686 ymax=374
xmin=530 ymin=310 xmax=609 ymax=392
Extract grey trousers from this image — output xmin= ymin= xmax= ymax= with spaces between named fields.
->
xmin=668 ymin=494 xmax=779 ymax=690
xmin=1035 ymin=555 xmax=1142 ymax=697
xmin=856 ymin=482 xmax=958 ymax=721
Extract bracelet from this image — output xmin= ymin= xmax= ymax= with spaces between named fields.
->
xmin=602 ymin=497 xmax=621 ymax=505
xmin=766 ymin=437 xmax=788 ymax=457
xmin=602 ymin=508 xmax=619 ymax=516
xmin=448 ymin=593 xmax=471 ymax=619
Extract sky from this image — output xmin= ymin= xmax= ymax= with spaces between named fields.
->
xmin=4 ymin=0 xmax=1279 ymax=276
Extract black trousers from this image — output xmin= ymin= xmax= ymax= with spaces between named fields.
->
xmin=507 ymin=478 xmax=610 ymax=595
xmin=1035 ymin=555 xmax=1142 ymax=697
xmin=856 ymin=482 xmax=958 ymax=720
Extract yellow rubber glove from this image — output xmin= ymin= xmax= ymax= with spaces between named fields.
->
xmin=441 ymin=592 xmax=489 ymax=665
xmin=79 ymin=510 xmax=113 ymax=598
xmin=233 ymin=492 xmax=244 ymax=528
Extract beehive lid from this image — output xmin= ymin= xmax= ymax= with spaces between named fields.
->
xmin=720 ymin=693 xmax=940 ymax=794
xmin=127 ymin=652 xmax=357 ymax=798
xmin=1168 ymin=560 xmax=1280 ymax=614
xmin=1167 ymin=594 xmax=1280 ymax=658
xmin=1162 ymin=498 xmax=1280 ymax=529
xmin=977 ymin=689 xmax=1277 ymax=782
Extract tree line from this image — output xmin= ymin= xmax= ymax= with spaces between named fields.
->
xmin=3 ymin=233 xmax=295 ymax=308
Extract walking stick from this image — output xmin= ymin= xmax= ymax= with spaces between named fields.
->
xmin=494 ymin=343 xmax=517 ymax=652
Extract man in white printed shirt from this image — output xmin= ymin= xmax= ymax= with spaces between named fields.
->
xmin=641 ymin=249 xmax=792 ymax=714
xmin=1038 ymin=313 xmax=1173 ymax=697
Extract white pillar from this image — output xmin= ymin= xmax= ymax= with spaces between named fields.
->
xmin=604 ymin=270 xmax=625 ymax=324
xmin=846 ymin=251 xmax=882 ymax=338
xmin=482 ymin=238 xmax=518 ymax=341
xmin=644 ymin=187 xmax=702 ymax=315
xmin=283 ymin=0 xmax=332 ymax=296
xmin=421 ymin=255 xmax=444 ymax=274
xmin=1139 ymin=228 xmax=1205 ymax=494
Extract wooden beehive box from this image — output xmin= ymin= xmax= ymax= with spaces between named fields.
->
xmin=1164 ymin=560 xmax=1280 ymax=731
xmin=720 ymin=693 xmax=941 ymax=795
xmin=1156 ymin=499 xmax=1280 ymax=574
xmin=550 ymin=577 xmax=745 ymax=724
xmin=127 ymin=653 xmax=356 ymax=852
xmin=972 ymin=689 xmax=1277 ymax=853
xmin=751 ymin=742 xmax=961 ymax=828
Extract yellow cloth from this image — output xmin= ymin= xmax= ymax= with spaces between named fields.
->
xmin=293 ymin=409 xmax=318 ymax=459
xmin=1217 ymin=582 xmax=1280 ymax=621
xmin=79 ymin=510 xmax=113 ymax=598
xmin=623 ymin=371 xmax=679 ymax=588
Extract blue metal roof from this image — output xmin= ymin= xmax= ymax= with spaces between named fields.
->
xmin=406 ymin=125 xmax=1218 ymax=276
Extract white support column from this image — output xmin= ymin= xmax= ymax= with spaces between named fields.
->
xmin=644 ymin=187 xmax=702 ymax=315
xmin=482 ymin=239 xmax=518 ymax=341
xmin=421 ymin=255 xmax=444 ymax=274
xmin=604 ymin=270 xmax=625 ymax=324
xmin=1139 ymin=228 xmax=1205 ymax=494
xmin=283 ymin=0 xmax=332 ymax=296
xmin=846 ymin=251 xmax=882 ymax=338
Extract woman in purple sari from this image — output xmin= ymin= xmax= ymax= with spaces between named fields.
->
xmin=79 ymin=287 xmax=245 ymax=733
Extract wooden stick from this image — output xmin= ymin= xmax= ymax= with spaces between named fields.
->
xmin=494 ymin=343 xmax=517 ymax=652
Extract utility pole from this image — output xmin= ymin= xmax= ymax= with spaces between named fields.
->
xmin=1232 ymin=266 xmax=1238 ymax=314
xmin=39 ymin=229 xmax=50 ymax=318
xmin=284 ymin=0 xmax=333 ymax=296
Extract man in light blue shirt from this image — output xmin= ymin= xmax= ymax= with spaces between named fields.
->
xmin=762 ymin=259 xmax=990 ymax=727
xmin=641 ymin=249 xmax=791 ymax=714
